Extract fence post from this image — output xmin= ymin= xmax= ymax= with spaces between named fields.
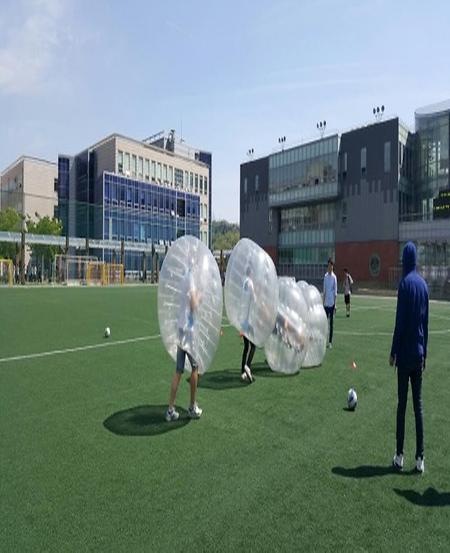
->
xmin=120 ymin=239 xmax=125 ymax=272
xmin=142 ymin=251 xmax=147 ymax=281
xmin=20 ymin=230 xmax=25 ymax=285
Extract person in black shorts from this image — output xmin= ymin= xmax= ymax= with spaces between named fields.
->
xmin=343 ymin=268 xmax=354 ymax=318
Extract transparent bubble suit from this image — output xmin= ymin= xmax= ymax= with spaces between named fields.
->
xmin=224 ymin=238 xmax=278 ymax=348
xmin=265 ymin=277 xmax=308 ymax=374
xmin=301 ymin=284 xmax=328 ymax=367
xmin=158 ymin=235 xmax=223 ymax=374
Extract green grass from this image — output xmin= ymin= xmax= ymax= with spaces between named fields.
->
xmin=1 ymin=286 xmax=450 ymax=552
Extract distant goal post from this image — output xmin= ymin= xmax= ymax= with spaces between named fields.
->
xmin=86 ymin=262 xmax=124 ymax=286
xmin=0 ymin=259 xmax=14 ymax=286
xmin=54 ymin=254 xmax=97 ymax=286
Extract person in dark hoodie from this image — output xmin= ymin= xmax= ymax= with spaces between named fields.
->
xmin=390 ymin=241 xmax=429 ymax=473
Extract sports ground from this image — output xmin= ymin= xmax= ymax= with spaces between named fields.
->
xmin=1 ymin=286 xmax=449 ymax=552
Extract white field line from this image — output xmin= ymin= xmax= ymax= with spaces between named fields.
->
xmin=335 ymin=329 xmax=450 ymax=336
xmin=0 ymin=335 xmax=160 ymax=364
xmin=0 ymin=320 xmax=447 ymax=365
xmin=0 ymin=324 xmax=235 ymax=365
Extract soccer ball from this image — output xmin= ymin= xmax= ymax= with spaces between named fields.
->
xmin=347 ymin=388 xmax=357 ymax=410
xmin=104 ymin=327 xmax=111 ymax=338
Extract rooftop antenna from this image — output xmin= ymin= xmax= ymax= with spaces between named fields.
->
xmin=247 ymin=148 xmax=254 ymax=160
xmin=180 ymin=117 xmax=185 ymax=143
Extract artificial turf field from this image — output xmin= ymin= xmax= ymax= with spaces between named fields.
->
xmin=1 ymin=286 xmax=450 ymax=552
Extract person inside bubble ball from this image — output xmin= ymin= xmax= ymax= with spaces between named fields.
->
xmin=165 ymin=259 xmax=203 ymax=421
xmin=240 ymin=265 xmax=257 ymax=383
xmin=276 ymin=310 xmax=305 ymax=352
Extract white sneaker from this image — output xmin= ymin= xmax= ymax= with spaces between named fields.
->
xmin=328 ymin=343 xmax=333 ymax=349
xmin=165 ymin=407 xmax=180 ymax=422
xmin=243 ymin=364 xmax=254 ymax=383
xmin=188 ymin=402 xmax=203 ymax=419
xmin=416 ymin=457 xmax=425 ymax=473
xmin=241 ymin=372 xmax=248 ymax=382
xmin=392 ymin=453 xmax=404 ymax=470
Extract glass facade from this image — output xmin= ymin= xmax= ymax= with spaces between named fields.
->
xmin=268 ymin=135 xmax=339 ymax=206
xmin=268 ymin=137 xmax=338 ymax=278
xmin=278 ymin=202 xmax=336 ymax=271
xmin=414 ymin=111 xmax=450 ymax=220
xmin=103 ymin=172 xmax=199 ymax=241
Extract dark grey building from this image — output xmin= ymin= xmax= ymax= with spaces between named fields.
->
xmin=240 ymin=99 xmax=450 ymax=290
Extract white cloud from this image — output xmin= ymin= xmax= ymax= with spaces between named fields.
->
xmin=0 ymin=0 xmax=67 ymax=95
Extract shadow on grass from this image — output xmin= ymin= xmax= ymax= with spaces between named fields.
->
xmin=103 ymin=405 xmax=191 ymax=436
xmin=251 ymin=362 xmax=299 ymax=378
xmin=332 ymin=465 xmax=416 ymax=478
xmin=393 ymin=487 xmax=450 ymax=507
xmin=191 ymin=370 xmax=251 ymax=390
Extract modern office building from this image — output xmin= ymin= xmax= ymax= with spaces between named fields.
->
xmin=0 ymin=156 xmax=58 ymax=221
xmin=240 ymin=99 xmax=450 ymax=290
xmin=58 ymin=131 xmax=211 ymax=272
xmin=399 ymin=100 xmax=450 ymax=269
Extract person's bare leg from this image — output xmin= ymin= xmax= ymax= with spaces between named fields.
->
xmin=169 ymin=372 xmax=182 ymax=409
xmin=190 ymin=369 xmax=198 ymax=406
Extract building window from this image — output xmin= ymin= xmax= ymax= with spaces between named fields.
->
xmin=200 ymin=176 xmax=203 ymax=194
xmin=169 ymin=166 xmax=173 ymax=185
xmin=124 ymin=153 xmax=130 ymax=174
xmin=204 ymin=177 xmax=208 ymax=195
xmin=144 ymin=159 xmax=149 ymax=180
xmin=255 ymin=175 xmax=259 ymax=192
xmin=138 ymin=157 xmax=143 ymax=178
xmin=131 ymin=155 xmax=137 ymax=176
xmin=342 ymin=152 xmax=347 ymax=179
xmin=244 ymin=177 xmax=248 ymax=194
xmin=361 ymin=147 xmax=367 ymax=177
xmin=384 ymin=141 xmax=391 ymax=173
xmin=190 ymin=172 xmax=193 ymax=190
xmin=151 ymin=161 xmax=156 ymax=180
xmin=184 ymin=171 xmax=189 ymax=188
xmin=118 ymin=151 xmax=124 ymax=174
xmin=175 ymin=168 xmax=183 ymax=188
xmin=195 ymin=174 xmax=198 ymax=193
xmin=157 ymin=163 xmax=162 ymax=181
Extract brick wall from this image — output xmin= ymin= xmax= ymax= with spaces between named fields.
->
xmin=263 ymin=245 xmax=278 ymax=265
xmin=335 ymin=240 xmax=399 ymax=284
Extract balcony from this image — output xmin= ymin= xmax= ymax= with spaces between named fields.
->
xmin=269 ymin=180 xmax=339 ymax=207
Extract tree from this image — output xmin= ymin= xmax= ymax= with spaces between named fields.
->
xmin=26 ymin=215 xmax=63 ymax=268
xmin=214 ymin=229 xmax=240 ymax=251
xmin=0 ymin=207 xmax=23 ymax=260
xmin=212 ymin=219 xmax=240 ymax=251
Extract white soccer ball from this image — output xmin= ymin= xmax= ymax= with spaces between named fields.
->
xmin=104 ymin=327 xmax=111 ymax=338
xmin=347 ymin=388 xmax=357 ymax=410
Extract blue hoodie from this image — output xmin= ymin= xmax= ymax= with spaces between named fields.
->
xmin=390 ymin=242 xmax=429 ymax=367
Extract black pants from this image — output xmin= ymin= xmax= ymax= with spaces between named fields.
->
xmin=324 ymin=306 xmax=334 ymax=344
xmin=396 ymin=362 xmax=424 ymax=459
xmin=241 ymin=337 xmax=256 ymax=373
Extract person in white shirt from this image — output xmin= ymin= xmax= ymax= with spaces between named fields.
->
xmin=166 ymin=260 xmax=203 ymax=422
xmin=323 ymin=258 xmax=337 ymax=349
xmin=343 ymin=268 xmax=354 ymax=318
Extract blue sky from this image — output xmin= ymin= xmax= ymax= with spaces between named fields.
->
xmin=1 ymin=0 xmax=449 ymax=222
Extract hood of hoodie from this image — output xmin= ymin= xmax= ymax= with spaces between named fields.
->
xmin=402 ymin=241 xmax=417 ymax=276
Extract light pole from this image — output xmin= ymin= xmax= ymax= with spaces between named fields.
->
xmin=316 ymin=120 xmax=327 ymax=138
xmin=373 ymin=105 xmax=385 ymax=121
